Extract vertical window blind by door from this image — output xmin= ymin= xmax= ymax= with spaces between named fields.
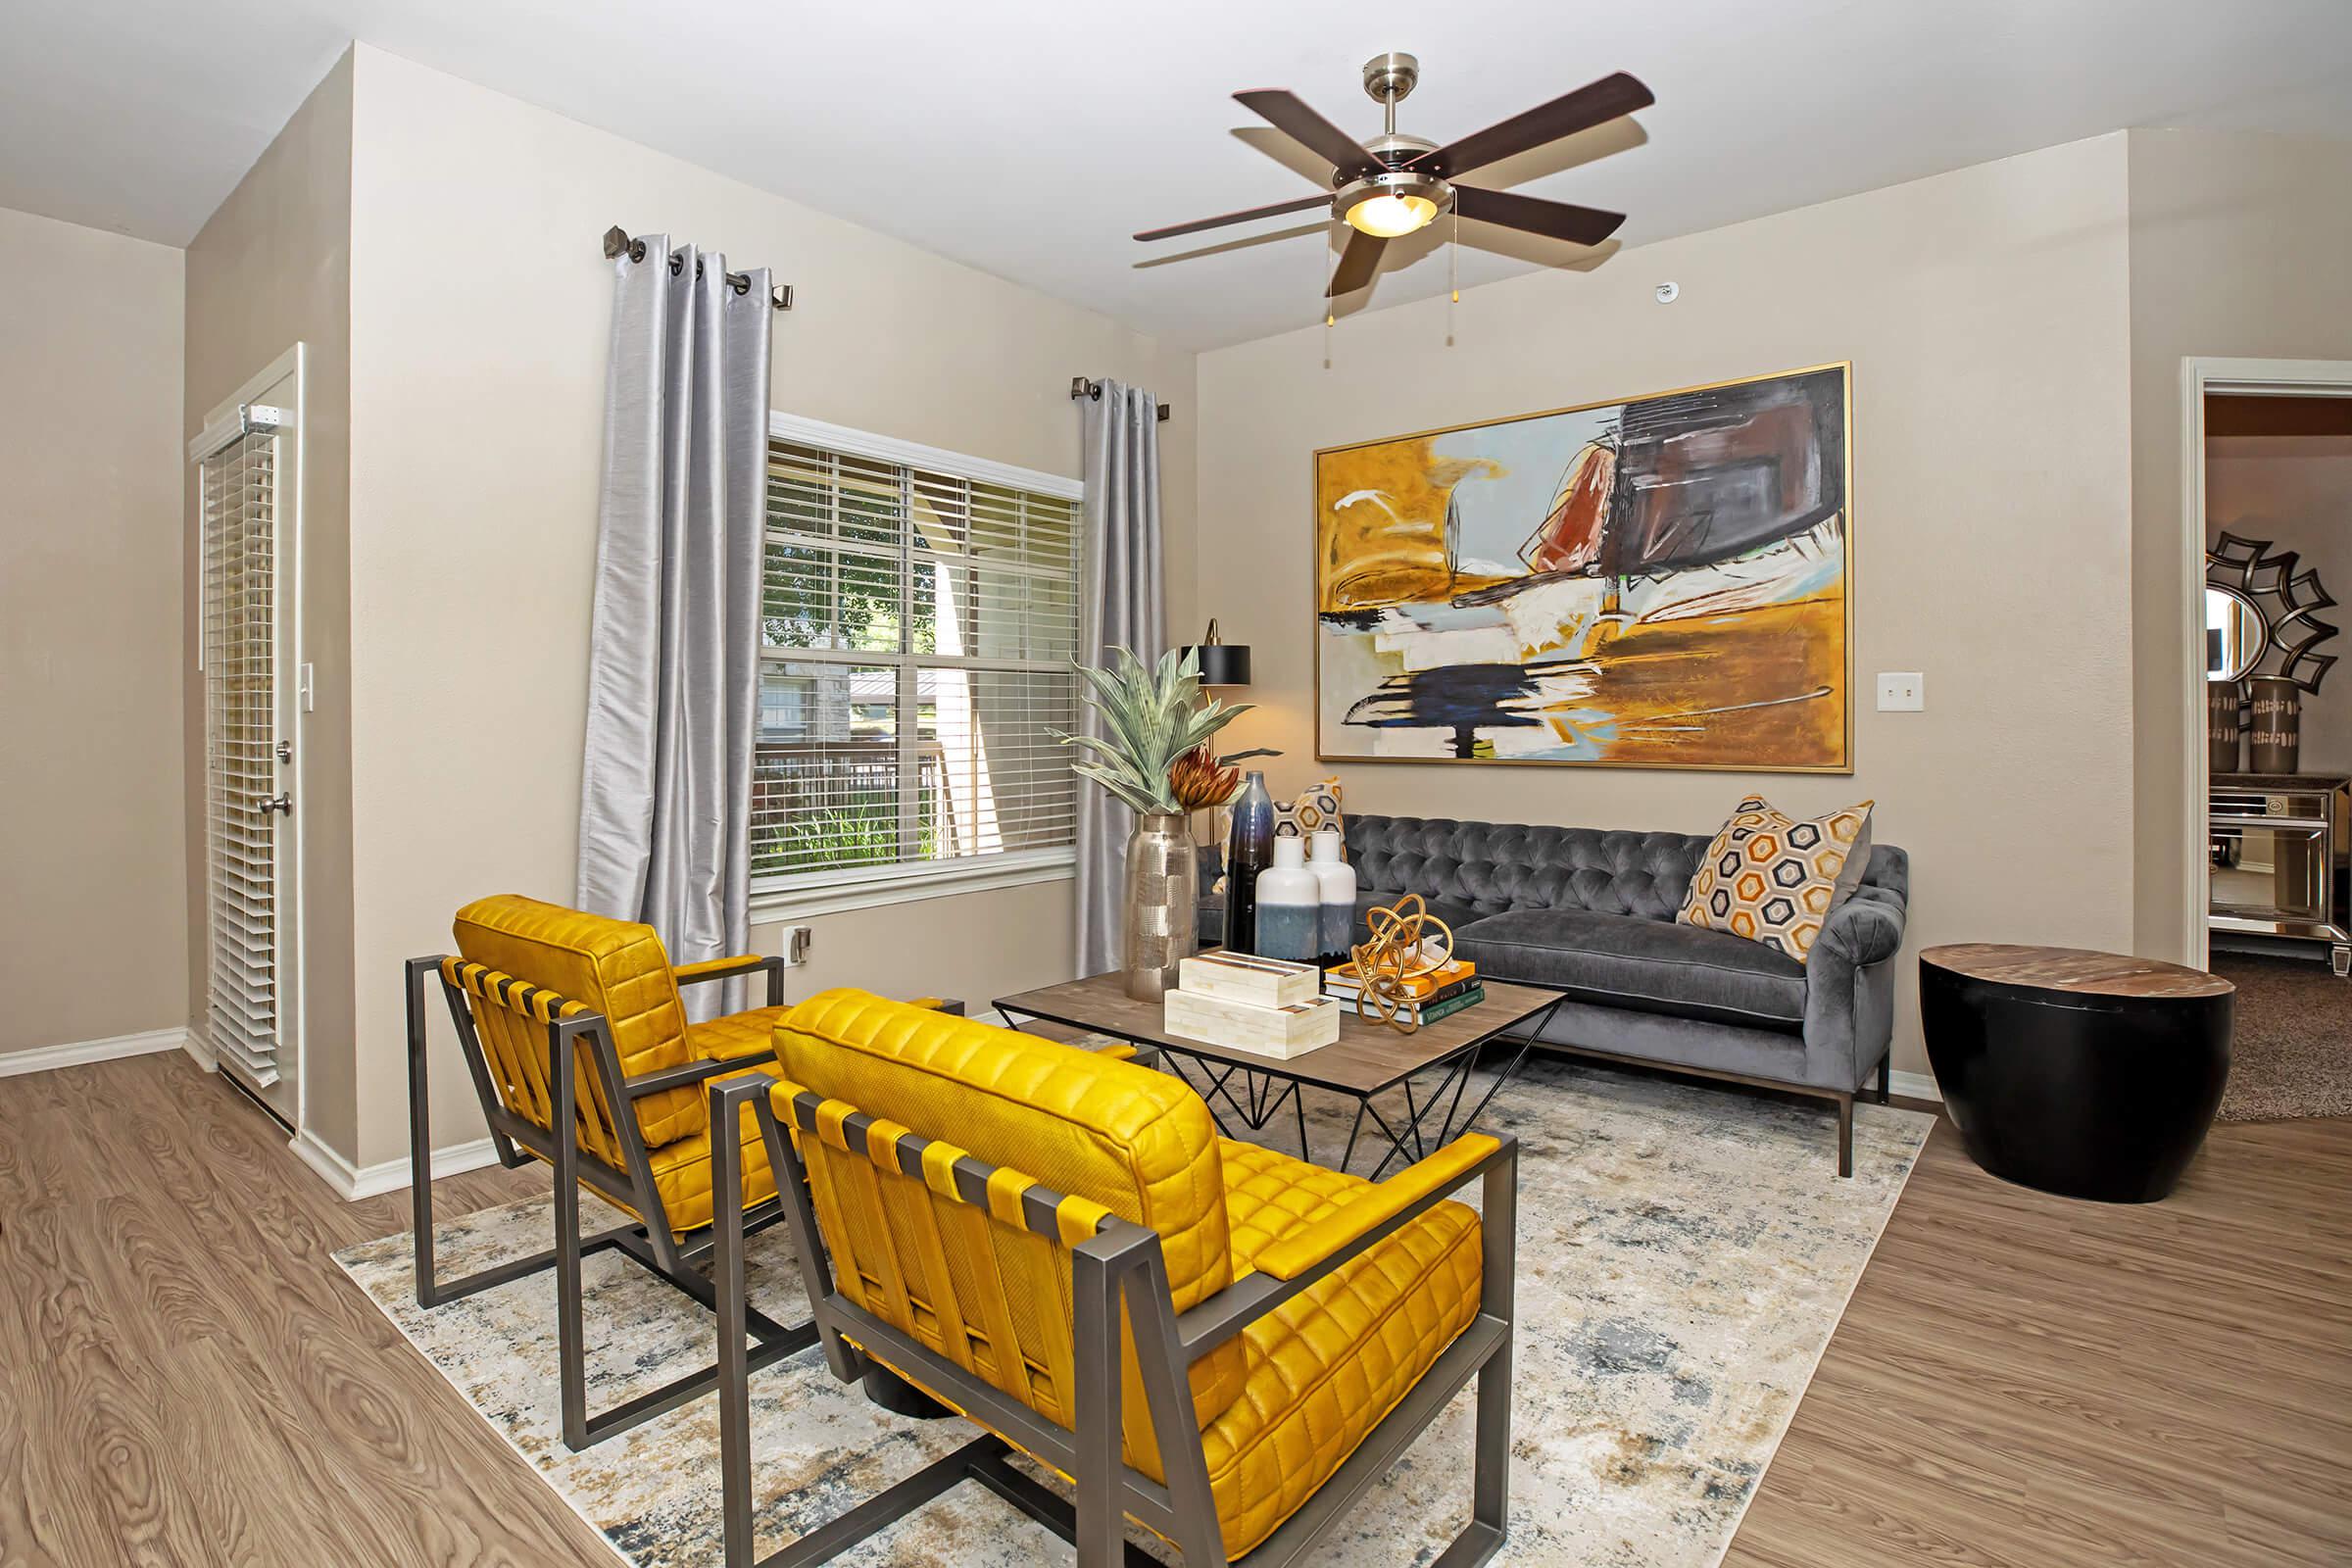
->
xmin=199 ymin=431 xmax=281 ymax=1083
xmin=755 ymin=438 xmax=1082 ymax=883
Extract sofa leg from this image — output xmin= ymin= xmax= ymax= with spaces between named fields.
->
xmin=1876 ymin=1057 xmax=1892 ymax=1104
xmin=1836 ymin=1094 xmax=1854 ymax=1178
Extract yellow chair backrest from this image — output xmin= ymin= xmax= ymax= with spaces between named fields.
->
xmin=773 ymin=989 xmax=1246 ymax=1476
xmin=450 ymin=895 xmax=706 ymax=1157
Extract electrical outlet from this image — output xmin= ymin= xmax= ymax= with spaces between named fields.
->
xmin=783 ymin=925 xmax=813 ymax=966
xmin=1876 ymin=671 xmax=1925 ymax=711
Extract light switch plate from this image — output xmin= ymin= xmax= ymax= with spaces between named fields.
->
xmin=1877 ymin=671 xmax=1925 ymax=711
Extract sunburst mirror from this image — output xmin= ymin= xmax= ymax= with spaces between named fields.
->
xmin=2207 ymin=531 xmax=2338 ymax=693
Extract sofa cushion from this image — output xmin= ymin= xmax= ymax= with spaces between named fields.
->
xmin=1345 ymin=816 xmax=1709 ymax=921
xmin=1678 ymin=796 xmax=1876 ymax=962
xmin=1453 ymin=906 xmax=1809 ymax=1032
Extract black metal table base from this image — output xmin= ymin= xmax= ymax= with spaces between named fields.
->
xmin=998 ymin=999 xmax=1559 ymax=1177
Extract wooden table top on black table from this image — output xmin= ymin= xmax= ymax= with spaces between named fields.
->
xmin=994 ymin=971 xmax=1566 ymax=1176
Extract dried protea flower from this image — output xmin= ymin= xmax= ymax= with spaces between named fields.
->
xmin=1167 ymin=744 xmax=1241 ymax=810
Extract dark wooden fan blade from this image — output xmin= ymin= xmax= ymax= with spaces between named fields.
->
xmin=1413 ymin=71 xmax=1654 ymax=177
xmin=1327 ymin=229 xmax=1388 ymax=296
xmin=1452 ymin=185 xmax=1626 ymax=247
xmin=1235 ymin=89 xmax=1378 ymax=178
xmin=1134 ymin=193 xmax=1331 ymax=242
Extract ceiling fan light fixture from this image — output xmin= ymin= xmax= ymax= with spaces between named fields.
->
xmin=1347 ymin=192 xmax=1439 ymax=237
xmin=1338 ymin=167 xmax=1449 ymax=238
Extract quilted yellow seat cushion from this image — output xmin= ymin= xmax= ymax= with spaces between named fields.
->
xmin=688 ymin=1004 xmax=790 ymax=1063
xmin=1204 ymin=1138 xmax=1484 ymax=1560
xmin=632 ymin=1065 xmax=781 ymax=1234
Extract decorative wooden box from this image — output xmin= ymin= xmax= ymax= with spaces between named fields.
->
xmin=1175 ymin=952 xmax=1324 ymax=1008
xmin=1162 ymin=987 xmax=1341 ymax=1058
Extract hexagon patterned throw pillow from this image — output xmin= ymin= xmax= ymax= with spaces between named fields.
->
xmin=1677 ymin=796 xmax=1875 ymax=962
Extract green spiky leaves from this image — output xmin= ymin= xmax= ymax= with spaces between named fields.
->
xmin=1054 ymin=647 xmax=1253 ymax=814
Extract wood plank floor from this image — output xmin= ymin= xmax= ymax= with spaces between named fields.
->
xmin=3 ymin=1050 xmax=2346 ymax=1567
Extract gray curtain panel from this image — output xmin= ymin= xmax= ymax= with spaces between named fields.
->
xmin=577 ymin=236 xmax=774 ymax=1016
xmin=1074 ymin=380 xmax=1168 ymax=975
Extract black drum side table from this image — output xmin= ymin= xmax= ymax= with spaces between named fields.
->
xmin=1920 ymin=944 xmax=2233 ymax=1203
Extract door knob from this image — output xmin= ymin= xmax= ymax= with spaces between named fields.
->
xmin=257 ymin=793 xmax=294 ymax=816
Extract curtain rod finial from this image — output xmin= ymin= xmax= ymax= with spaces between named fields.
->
xmin=602 ymin=225 xmax=631 ymax=260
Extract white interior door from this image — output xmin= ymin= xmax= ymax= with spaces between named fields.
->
xmin=193 ymin=351 xmax=303 ymax=1127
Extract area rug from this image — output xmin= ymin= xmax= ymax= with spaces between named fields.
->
xmin=334 ymin=1056 xmax=1931 ymax=1567
xmin=2211 ymin=952 xmax=2352 ymax=1121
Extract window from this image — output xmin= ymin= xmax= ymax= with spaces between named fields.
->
xmin=754 ymin=416 xmax=1083 ymax=905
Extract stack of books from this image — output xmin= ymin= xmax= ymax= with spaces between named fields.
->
xmin=1322 ymin=956 xmax=1484 ymax=1027
xmin=1162 ymin=953 xmax=1341 ymax=1058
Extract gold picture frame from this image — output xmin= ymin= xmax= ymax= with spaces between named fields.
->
xmin=1311 ymin=361 xmax=1855 ymax=773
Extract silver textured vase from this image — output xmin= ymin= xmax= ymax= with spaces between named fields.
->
xmin=1122 ymin=810 xmax=1199 ymax=1001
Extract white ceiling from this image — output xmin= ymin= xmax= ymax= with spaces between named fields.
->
xmin=8 ymin=0 xmax=2351 ymax=347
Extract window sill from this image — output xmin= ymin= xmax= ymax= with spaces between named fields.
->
xmin=750 ymin=848 xmax=1077 ymax=922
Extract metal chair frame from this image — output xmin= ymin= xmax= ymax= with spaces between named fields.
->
xmin=403 ymin=953 xmax=817 ymax=1450
xmin=708 ymin=1070 xmax=1519 ymax=1567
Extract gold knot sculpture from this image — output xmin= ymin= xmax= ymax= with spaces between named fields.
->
xmin=1347 ymin=894 xmax=1455 ymax=1034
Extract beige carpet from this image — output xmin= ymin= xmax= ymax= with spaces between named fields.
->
xmin=2213 ymin=951 xmax=2352 ymax=1121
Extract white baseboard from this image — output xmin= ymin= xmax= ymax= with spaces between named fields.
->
xmin=291 ymin=1129 xmax=504 ymax=1201
xmin=0 ymin=1025 xmax=190 ymax=1078
xmin=181 ymin=1026 xmax=220 ymax=1072
xmin=1886 ymin=1068 xmax=1941 ymax=1102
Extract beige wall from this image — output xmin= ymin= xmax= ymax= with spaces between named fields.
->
xmin=2207 ymin=432 xmax=2352 ymax=772
xmin=183 ymin=53 xmax=356 ymax=1143
xmin=341 ymin=47 xmax=1196 ymax=1165
xmin=1192 ymin=134 xmax=2139 ymax=1081
xmin=2127 ymin=128 xmax=2352 ymax=960
xmin=0 ymin=206 xmax=185 ymax=1055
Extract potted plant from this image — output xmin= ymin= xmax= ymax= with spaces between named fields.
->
xmin=1056 ymin=648 xmax=1251 ymax=999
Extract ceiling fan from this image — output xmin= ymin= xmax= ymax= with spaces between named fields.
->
xmin=1136 ymin=52 xmax=1653 ymax=297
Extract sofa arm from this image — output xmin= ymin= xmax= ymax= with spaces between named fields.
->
xmin=1251 ymin=1134 xmax=1499 ymax=1281
xmin=1801 ymin=891 xmax=1905 ymax=1092
xmin=1816 ymin=891 xmax=1903 ymax=969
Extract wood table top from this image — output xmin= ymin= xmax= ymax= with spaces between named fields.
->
xmin=994 ymin=971 xmax=1564 ymax=1096
xmin=1921 ymin=943 xmax=2234 ymax=1000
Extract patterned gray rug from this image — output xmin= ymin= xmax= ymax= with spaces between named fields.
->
xmin=334 ymin=1054 xmax=1930 ymax=1567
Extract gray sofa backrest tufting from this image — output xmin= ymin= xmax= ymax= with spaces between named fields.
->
xmin=1342 ymin=813 xmax=1909 ymax=925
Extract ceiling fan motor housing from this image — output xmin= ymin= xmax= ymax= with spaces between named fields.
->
xmin=1362 ymin=51 xmax=1420 ymax=104
xmin=1343 ymin=55 xmax=1447 ymax=228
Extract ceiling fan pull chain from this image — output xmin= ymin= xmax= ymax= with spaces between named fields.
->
xmin=1447 ymin=205 xmax=1460 ymax=347
xmin=1323 ymin=218 xmax=1336 ymax=370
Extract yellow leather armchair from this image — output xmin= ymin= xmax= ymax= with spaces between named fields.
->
xmin=406 ymin=894 xmax=818 ymax=1450
xmin=709 ymin=989 xmax=1518 ymax=1567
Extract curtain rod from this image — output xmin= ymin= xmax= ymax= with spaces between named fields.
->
xmin=603 ymin=226 xmax=793 ymax=311
xmin=1070 ymin=376 xmax=1173 ymax=422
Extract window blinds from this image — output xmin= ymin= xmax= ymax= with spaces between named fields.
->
xmin=200 ymin=431 xmax=282 ymax=1083
xmin=755 ymin=439 xmax=1082 ymax=881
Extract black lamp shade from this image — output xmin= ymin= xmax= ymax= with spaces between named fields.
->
xmin=1184 ymin=642 xmax=1251 ymax=687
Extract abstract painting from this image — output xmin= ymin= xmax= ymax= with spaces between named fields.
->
xmin=1314 ymin=364 xmax=1852 ymax=770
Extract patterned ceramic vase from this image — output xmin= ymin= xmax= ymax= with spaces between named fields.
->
xmin=1223 ymin=771 xmax=1275 ymax=954
xmin=2247 ymin=675 xmax=2302 ymax=775
xmin=1308 ymin=828 xmax=1357 ymax=967
xmin=1122 ymin=810 xmax=1198 ymax=1001
xmin=2207 ymin=680 xmax=2244 ymax=775
xmin=1253 ymin=836 xmax=1321 ymax=963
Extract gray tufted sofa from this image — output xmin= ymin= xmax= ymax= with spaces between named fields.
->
xmin=1201 ymin=811 xmax=1908 ymax=1174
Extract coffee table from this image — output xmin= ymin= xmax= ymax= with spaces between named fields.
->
xmin=995 ymin=972 xmax=1565 ymax=1177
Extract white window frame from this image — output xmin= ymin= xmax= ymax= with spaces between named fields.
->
xmin=751 ymin=412 xmax=1085 ymax=921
